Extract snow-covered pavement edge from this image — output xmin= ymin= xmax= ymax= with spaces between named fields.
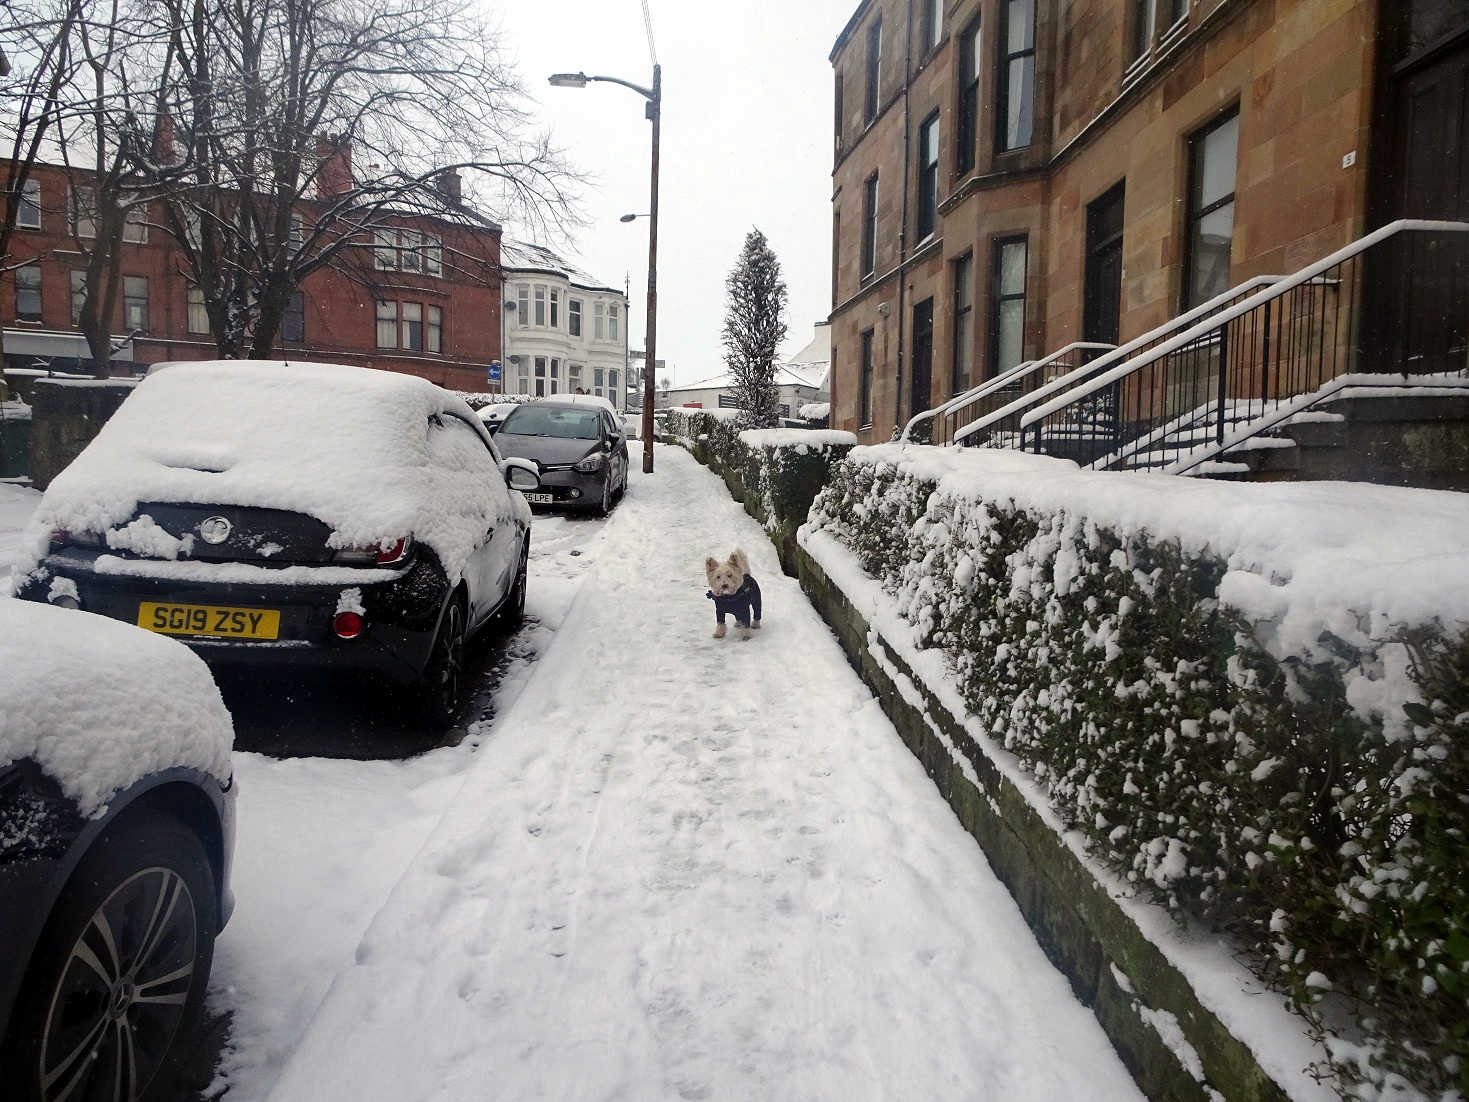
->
xmin=267 ymin=446 xmax=1143 ymax=1102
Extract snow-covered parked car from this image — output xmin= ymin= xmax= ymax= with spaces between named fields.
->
xmin=0 ymin=599 xmax=236 ymax=1101
xmin=14 ymin=360 xmax=541 ymax=724
xmin=493 ymin=399 xmax=629 ymax=515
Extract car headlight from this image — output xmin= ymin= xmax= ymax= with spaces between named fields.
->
xmin=573 ymin=453 xmax=605 ymax=473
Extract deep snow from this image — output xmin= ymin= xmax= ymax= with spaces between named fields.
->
xmin=264 ymin=446 xmax=1142 ymax=1101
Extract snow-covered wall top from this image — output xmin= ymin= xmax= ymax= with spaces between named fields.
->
xmin=0 ymin=601 xmax=234 ymax=816
xmin=16 ymin=360 xmax=516 ymax=585
xmin=738 ymin=428 xmax=856 ymax=449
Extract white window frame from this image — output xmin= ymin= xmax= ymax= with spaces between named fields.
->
xmin=375 ymin=229 xmax=397 ymax=270
xmin=425 ymin=235 xmax=442 ymax=277
xmin=569 ymin=297 xmax=582 ymax=337
xmin=517 ymin=283 xmax=529 ymax=329
xmin=608 ymin=303 xmax=620 ymax=341
xmin=400 ymin=229 xmax=423 ymax=273
xmin=402 ymin=301 xmax=423 ymax=351
xmin=15 ymin=265 xmax=42 ymax=321
xmin=534 ymin=284 xmax=547 ymax=327
xmin=594 ymin=301 xmax=606 ymax=340
xmin=377 ymin=300 xmax=398 ymax=347
xmin=427 ymin=304 xmax=442 ymax=353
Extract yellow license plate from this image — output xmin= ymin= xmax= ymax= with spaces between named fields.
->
xmin=138 ymin=602 xmax=281 ymax=640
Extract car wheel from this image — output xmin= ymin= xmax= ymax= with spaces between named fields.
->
xmin=420 ymin=595 xmax=466 ymax=726
xmin=614 ymin=464 xmax=627 ymax=502
xmin=595 ymin=474 xmax=611 ymax=517
xmin=5 ymin=811 xmax=218 ymax=1102
xmin=498 ymin=539 xmax=528 ymax=629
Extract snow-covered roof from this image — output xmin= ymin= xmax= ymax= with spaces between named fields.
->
xmin=0 ymin=600 xmax=234 ymax=817
xmin=17 ymin=360 xmax=521 ymax=586
xmin=500 ymin=240 xmax=623 ymax=296
xmin=666 ymin=366 xmax=825 ymax=395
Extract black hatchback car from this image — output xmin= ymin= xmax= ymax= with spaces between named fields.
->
xmin=491 ymin=399 xmax=629 ymax=515
xmin=1 ymin=600 xmax=236 ymax=1102
xmin=14 ymin=360 xmax=541 ymax=724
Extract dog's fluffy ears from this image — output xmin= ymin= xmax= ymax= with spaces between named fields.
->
xmin=705 ymin=550 xmax=750 ymax=587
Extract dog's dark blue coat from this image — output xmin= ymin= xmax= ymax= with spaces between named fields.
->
xmin=706 ymin=574 xmax=762 ymax=628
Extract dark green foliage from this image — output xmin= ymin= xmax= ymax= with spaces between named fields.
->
xmin=721 ymin=228 xmax=788 ymax=431
xmin=807 ymin=454 xmax=1469 ymax=1098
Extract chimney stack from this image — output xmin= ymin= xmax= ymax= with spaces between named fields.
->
xmin=436 ymin=168 xmax=462 ymax=206
xmin=316 ymin=136 xmax=353 ymax=198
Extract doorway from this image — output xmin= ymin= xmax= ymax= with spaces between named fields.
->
xmin=1084 ymin=182 xmax=1126 ymax=346
xmin=911 ymin=297 xmax=934 ymax=418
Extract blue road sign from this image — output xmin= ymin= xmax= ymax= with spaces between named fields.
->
xmin=487 ymin=361 xmax=502 ymax=383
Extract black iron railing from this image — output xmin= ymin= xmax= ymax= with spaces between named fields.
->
xmin=957 ymin=275 xmax=1280 ymax=451
xmin=1019 ymin=220 xmax=1469 ymax=470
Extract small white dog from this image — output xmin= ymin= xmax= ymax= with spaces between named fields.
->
xmin=704 ymin=549 xmax=763 ymax=640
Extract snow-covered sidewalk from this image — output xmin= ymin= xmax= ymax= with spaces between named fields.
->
xmin=269 ymin=445 xmax=1141 ymax=1101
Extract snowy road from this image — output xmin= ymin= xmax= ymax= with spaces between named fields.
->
xmin=258 ymin=446 xmax=1143 ymax=1102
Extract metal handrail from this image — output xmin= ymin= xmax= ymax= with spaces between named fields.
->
xmin=1022 ymin=220 xmax=1469 ymax=431
xmin=953 ymin=275 xmax=1281 ymax=446
xmin=929 ymin=342 xmax=1115 ymax=446
xmin=899 ymin=357 xmax=1036 ymax=444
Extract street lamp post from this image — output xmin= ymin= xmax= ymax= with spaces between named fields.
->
xmin=550 ymin=65 xmax=661 ymax=475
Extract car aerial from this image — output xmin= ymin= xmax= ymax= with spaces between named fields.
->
xmin=13 ymin=360 xmax=541 ymax=726
xmin=0 ymin=599 xmax=236 ymax=1102
xmin=491 ymin=398 xmax=629 ymax=515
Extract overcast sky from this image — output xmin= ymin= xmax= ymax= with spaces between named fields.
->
xmin=489 ymin=0 xmax=855 ymax=385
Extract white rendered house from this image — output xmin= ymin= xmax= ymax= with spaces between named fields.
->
xmin=501 ymin=242 xmax=630 ymax=406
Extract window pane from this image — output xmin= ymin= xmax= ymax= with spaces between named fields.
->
xmin=375 ymin=230 xmax=396 ymax=269
xmin=1190 ymin=202 xmax=1235 ymax=304
xmin=594 ymin=367 xmax=605 ymax=386
xmin=1005 ymin=55 xmax=1035 ymax=149
xmin=425 ymin=237 xmax=442 ymax=276
xmin=124 ymin=276 xmax=148 ymax=331
xmin=610 ymin=369 xmax=619 ymax=393
xmin=19 ymin=179 xmax=41 ymax=228
xmin=1196 ymin=113 xmax=1240 ymax=209
xmin=609 ymin=305 xmax=620 ymax=341
xmin=1007 ymin=0 xmax=1035 ymax=52
xmin=517 ymin=284 xmax=529 ymax=329
xmin=72 ymin=187 xmax=97 ymax=238
xmin=534 ymin=286 xmax=546 ymax=326
xmin=569 ymin=299 xmax=582 ymax=337
xmin=282 ymin=292 xmax=305 ymax=342
xmin=187 ymin=285 xmax=210 ymax=334
xmin=123 ymin=201 xmax=148 ymax=243
xmin=427 ymin=305 xmax=442 ymax=353
xmin=551 ymin=290 xmax=559 ymax=329
xmin=403 ymin=301 xmax=423 ymax=351
xmin=377 ymin=301 xmax=397 ymax=348
xmin=997 ymin=299 xmax=1025 ymax=371
xmin=16 ymin=266 xmax=42 ymax=320
xmin=72 ymin=271 xmax=87 ymax=326
xmin=400 ymin=230 xmax=422 ymax=272
xmin=999 ymin=240 xmax=1027 ymax=295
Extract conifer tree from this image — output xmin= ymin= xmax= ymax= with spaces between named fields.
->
xmin=721 ymin=227 xmax=788 ymax=429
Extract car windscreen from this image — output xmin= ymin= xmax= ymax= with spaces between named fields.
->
xmin=501 ymin=406 xmax=602 ymax=440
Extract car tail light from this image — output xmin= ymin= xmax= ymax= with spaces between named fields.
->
xmin=49 ymin=529 xmax=102 ymax=549
xmin=334 ymin=536 xmax=412 ymax=566
xmin=375 ymin=537 xmax=409 ymax=565
xmin=332 ymin=611 xmax=365 ymax=639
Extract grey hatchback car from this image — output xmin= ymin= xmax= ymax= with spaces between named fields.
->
xmin=491 ymin=401 xmax=629 ymax=515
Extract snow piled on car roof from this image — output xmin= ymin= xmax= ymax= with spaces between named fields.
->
xmin=0 ymin=601 xmax=233 ymax=817
xmin=15 ymin=360 xmax=516 ymax=585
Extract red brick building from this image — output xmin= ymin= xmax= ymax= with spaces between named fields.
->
xmin=828 ymin=0 xmax=1469 ymax=440
xmin=2 ymin=161 xmax=502 ymax=390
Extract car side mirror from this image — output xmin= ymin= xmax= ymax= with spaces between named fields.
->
xmin=486 ymin=421 xmax=502 ymax=436
xmin=503 ymin=457 xmax=540 ymax=491
xmin=603 ymin=438 xmax=615 ymax=451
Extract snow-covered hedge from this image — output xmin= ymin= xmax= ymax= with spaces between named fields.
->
xmin=805 ymin=444 xmax=1469 ymax=1098
xmin=664 ymin=409 xmax=855 ymax=570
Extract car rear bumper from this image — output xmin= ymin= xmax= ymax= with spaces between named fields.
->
xmin=15 ymin=550 xmax=449 ymax=683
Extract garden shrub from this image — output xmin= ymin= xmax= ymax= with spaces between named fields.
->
xmin=806 ymin=447 xmax=1469 ymax=1099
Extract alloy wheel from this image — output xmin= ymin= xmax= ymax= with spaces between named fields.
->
xmin=39 ymin=867 xmax=198 ymax=1102
xmin=426 ymin=599 xmax=465 ymax=723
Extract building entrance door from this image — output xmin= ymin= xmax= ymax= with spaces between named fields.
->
xmin=911 ymin=297 xmax=934 ymax=418
xmin=1373 ymin=4 xmax=1469 ymax=371
xmin=1084 ymin=183 xmax=1125 ymax=346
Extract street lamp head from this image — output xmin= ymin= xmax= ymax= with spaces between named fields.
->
xmin=619 ymin=213 xmax=645 ymax=223
xmin=548 ymin=72 xmax=590 ymax=88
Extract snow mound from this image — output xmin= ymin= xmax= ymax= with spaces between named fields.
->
xmin=797 ymin=402 xmax=830 ymax=420
xmin=16 ymin=360 xmax=514 ymax=586
xmin=0 ymin=600 xmax=234 ymax=816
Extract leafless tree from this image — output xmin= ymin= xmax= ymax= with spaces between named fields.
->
xmin=0 ymin=0 xmax=86 ymax=367
xmin=146 ymin=0 xmax=579 ymax=359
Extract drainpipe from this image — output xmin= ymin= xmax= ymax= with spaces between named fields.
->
xmin=894 ymin=0 xmax=914 ymax=433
